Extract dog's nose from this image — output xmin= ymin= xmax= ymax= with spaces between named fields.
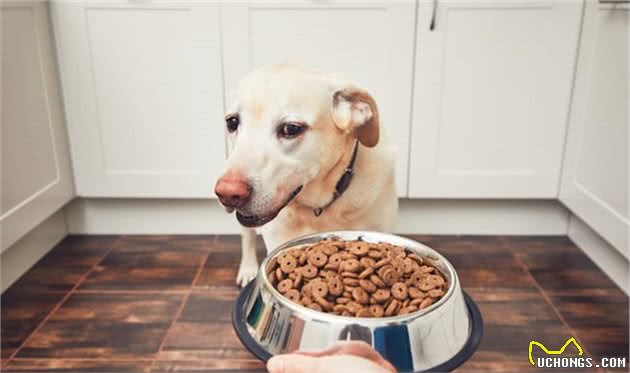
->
xmin=214 ymin=171 xmax=252 ymax=208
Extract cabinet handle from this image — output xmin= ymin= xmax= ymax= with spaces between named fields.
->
xmin=599 ymin=0 xmax=629 ymax=3
xmin=430 ymin=0 xmax=438 ymax=31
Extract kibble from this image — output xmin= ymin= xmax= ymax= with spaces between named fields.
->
xmin=267 ymin=239 xmax=448 ymax=318
xmin=277 ymin=278 xmax=293 ymax=293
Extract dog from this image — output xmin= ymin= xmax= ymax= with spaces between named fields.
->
xmin=215 ymin=65 xmax=398 ymax=287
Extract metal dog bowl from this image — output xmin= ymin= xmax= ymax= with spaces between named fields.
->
xmin=232 ymin=231 xmax=483 ymax=372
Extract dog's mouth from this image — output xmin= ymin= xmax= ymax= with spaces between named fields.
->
xmin=236 ymin=185 xmax=303 ymax=228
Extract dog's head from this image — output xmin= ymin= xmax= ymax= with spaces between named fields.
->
xmin=215 ymin=65 xmax=379 ymax=227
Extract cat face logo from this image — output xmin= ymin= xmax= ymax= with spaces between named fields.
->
xmin=528 ymin=337 xmax=584 ymax=366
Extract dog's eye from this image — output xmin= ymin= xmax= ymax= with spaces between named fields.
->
xmin=279 ymin=123 xmax=305 ymax=139
xmin=226 ymin=114 xmax=240 ymax=133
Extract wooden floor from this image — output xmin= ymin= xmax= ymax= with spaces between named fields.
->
xmin=1 ymin=235 xmax=627 ymax=372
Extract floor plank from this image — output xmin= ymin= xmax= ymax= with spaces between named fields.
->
xmin=158 ymin=289 xmax=261 ymax=362
xmin=4 ymin=359 xmax=152 ymax=372
xmin=1 ymin=292 xmax=65 ymax=359
xmin=79 ymin=236 xmax=209 ymax=291
xmin=458 ymin=288 xmax=587 ymax=372
xmin=1 ymin=236 xmax=117 ymax=359
xmin=35 ymin=235 xmax=117 ymax=268
xmin=15 ymin=293 xmax=183 ymax=359
xmin=194 ymin=236 xmax=266 ymax=288
xmin=151 ymin=359 xmax=265 ymax=372
xmin=547 ymin=291 xmax=629 ymax=360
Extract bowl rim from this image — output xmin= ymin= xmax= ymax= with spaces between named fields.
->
xmin=258 ymin=230 xmax=460 ymax=324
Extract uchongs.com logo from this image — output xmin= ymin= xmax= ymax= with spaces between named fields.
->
xmin=528 ymin=337 xmax=627 ymax=369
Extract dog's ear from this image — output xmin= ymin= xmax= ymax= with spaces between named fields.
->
xmin=331 ymin=83 xmax=380 ymax=147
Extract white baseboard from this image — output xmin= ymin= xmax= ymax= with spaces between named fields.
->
xmin=65 ymin=198 xmax=242 ymax=234
xmin=568 ymin=214 xmax=629 ymax=295
xmin=1 ymin=210 xmax=68 ymax=292
xmin=398 ymin=199 xmax=569 ymax=235
xmin=64 ymin=198 xmax=570 ymax=235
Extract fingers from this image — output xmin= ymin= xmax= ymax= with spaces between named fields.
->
xmin=291 ymin=344 xmax=344 ymax=357
xmin=267 ymin=354 xmax=393 ymax=373
xmin=288 ymin=341 xmax=396 ymax=373
xmin=267 ymin=354 xmax=320 ymax=373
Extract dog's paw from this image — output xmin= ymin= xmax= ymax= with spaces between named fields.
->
xmin=236 ymin=260 xmax=258 ymax=288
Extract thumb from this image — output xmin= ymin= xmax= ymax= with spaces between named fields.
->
xmin=267 ymin=354 xmax=320 ymax=373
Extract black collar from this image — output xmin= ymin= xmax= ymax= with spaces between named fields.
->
xmin=313 ymin=141 xmax=359 ymax=217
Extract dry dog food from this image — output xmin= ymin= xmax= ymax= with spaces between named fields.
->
xmin=266 ymin=239 xmax=448 ymax=317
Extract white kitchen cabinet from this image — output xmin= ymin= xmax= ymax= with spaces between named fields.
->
xmin=408 ymin=0 xmax=583 ymax=198
xmin=220 ymin=1 xmax=416 ymax=197
xmin=51 ymin=1 xmax=226 ymax=197
xmin=560 ymin=0 xmax=629 ymax=257
xmin=1 ymin=1 xmax=75 ymax=250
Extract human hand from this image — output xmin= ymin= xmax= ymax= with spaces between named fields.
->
xmin=266 ymin=341 xmax=396 ymax=373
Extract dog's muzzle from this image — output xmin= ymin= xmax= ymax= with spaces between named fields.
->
xmin=235 ymin=185 xmax=303 ymax=228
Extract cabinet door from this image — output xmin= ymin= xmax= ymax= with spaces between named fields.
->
xmin=51 ymin=1 xmax=225 ymax=197
xmin=220 ymin=1 xmax=416 ymax=197
xmin=409 ymin=0 xmax=582 ymax=198
xmin=1 ymin=1 xmax=75 ymax=250
xmin=560 ymin=0 xmax=629 ymax=257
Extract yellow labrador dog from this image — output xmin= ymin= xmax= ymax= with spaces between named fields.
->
xmin=215 ymin=65 xmax=398 ymax=287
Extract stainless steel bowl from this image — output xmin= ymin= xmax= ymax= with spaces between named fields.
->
xmin=233 ymin=231 xmax=482 ymax=372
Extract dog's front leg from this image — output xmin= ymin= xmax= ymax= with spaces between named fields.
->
xmin=236 ymin=226 xmax=259 ymax=287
